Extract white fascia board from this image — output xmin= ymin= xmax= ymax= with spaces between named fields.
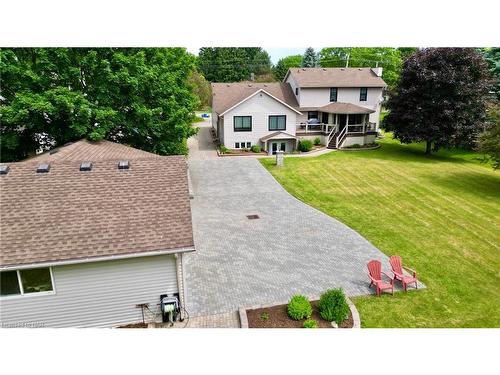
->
xmin=219 ymin=89 xmax=302 ymax=116
xmin=0 ymin=246 xmax=196 ymax=271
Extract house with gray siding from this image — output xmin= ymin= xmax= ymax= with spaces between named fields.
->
xmin=211 ymin=67 xmax=387 ymax=154
xmin=0 ymin=140 xmax=194 ymax=328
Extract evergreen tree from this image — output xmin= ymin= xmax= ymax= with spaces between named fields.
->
xmin=301 ymin=47 xmax=318 ymax=68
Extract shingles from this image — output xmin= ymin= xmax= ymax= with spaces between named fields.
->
xmin=287 ymin=67 xmax=387 ymax=88
xmin=0 ymin=141 xmax=194 ymax=268
xmin=315 ymin=102 xmax=375 ymax=114
xmin=211 ymin=82 xmax=299 ymax=115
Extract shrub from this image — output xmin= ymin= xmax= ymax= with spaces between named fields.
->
xmin=318 ymin=289 xmax=349 ymax=323
xmin=251 ymin=145 xmax=261 ymax=153
xmin=260 ymin=312 xmax=270 ymax=321
xmin=313 ymin=137 xmax=321 ymax=146
xmin=350 ymin=143 xmax=361 ymax=148
xmin=219 ymin=145 xmax=228 ymax=154
xmin=298 ymin=140 xmax=313 ymax=152
xmin=287 ymin=294 xmax=312 ymax=320
xmin=303 ymin=319 xmax=318 ymax=328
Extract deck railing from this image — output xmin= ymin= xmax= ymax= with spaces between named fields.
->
xmin=297 ymin=122 xmax=376 ymax=135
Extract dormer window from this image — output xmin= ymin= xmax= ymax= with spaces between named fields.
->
xmin=330 ymin=88 xmax=338 ymax=102
xmin=295 ymin=87 xmax=299 ymax=95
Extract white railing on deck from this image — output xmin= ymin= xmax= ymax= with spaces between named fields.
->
xmin=327 ymin=125 xmax=338 ymax=145
xmin=336 ymin=125 xmax=348 ymax=148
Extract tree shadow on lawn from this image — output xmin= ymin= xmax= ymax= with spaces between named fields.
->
xmin=331 ymin=140 xmax=490 ymax=168
xmin=420 ymin=170 xmax=500 ymax=199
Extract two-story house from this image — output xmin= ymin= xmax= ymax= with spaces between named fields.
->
xmin=211 ymin=67 xmax=386 ymax=154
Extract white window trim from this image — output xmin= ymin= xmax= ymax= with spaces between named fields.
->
xmin=0 ymin=267 xmax=56 ymax=300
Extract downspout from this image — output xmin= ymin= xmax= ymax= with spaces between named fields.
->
xmin=174 ymin=253 xmax=187 ymax=319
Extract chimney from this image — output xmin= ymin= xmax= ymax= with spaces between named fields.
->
xmin=371 ymin=67 xmax=383 ymax=77
xmin=250 ymin=72 xmax=255 ymax=81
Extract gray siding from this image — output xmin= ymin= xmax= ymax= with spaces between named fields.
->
xmin=0 ymin=254 xmax=178 ymax=328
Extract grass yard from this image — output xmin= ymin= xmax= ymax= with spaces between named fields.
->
xmin=261 ymin=135 xmax=500 ymax=327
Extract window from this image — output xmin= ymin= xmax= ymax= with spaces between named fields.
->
xmin=246 ymin=142 xmax=251 ymax=148
xmin=234 ymin=116 xmax=252 ymax=131
xmin=360 ymin=87 xmax=367 ymax=101
xmin=330 ymin=87 xmax=338 ymax=102
xmin=268 ymin=115 xmax=286 ymax=131
xmin=0 ymin=268 xmax=54 ymax=297
xmin=0 ymin=271 xmax=20 ymax=296
xmin=348 ymin=114 xmax=364 ymax=125
xmin=295 ymin=87 xmax=299 ymax=95
xmin=235 ymin=142 xmax=240 ymax=148
xmin=308 ymin=111 xmax=319 ymax=120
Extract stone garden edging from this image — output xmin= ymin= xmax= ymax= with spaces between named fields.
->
xmin=238 ymin=296 xmax=360 ymax=328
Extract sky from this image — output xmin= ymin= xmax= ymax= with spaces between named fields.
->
xmin=187 ymin=47 xmax=322 ymax=64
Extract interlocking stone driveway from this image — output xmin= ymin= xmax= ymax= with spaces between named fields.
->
xmin=184 ymin=155 xmax=399 ymax=317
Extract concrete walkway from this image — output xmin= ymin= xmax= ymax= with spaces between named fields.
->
xmin=184 ymin=156 xmax=399 ymax=317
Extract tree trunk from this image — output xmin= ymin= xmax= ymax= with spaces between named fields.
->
xmin=425 ymin=140 xmax=432 ymax=155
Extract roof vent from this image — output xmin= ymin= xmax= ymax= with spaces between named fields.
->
xmin=246 ymin=214 xmax=260 ymax=220
xmin=302 ymin=68 xmax=306 ymax=71
xmin=358 ymin=68 xmax=362 ymax=71
xmin=118 ymin=160 xmax=130 ymax=170
xmin=341 ymin=68 xmax=345 ymax=71
xmin=80 ymin=162 xmax=92 ymax=171
xmin=36 ymin=163 xmax=50 ymax=173
xmin=322 ymin=68 xmax=326 ymax=71
xmin=0 ymin=165 xmax=10 ymax=175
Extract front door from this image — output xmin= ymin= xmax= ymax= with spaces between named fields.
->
xmin=338 ymin=114 xmax=347 ymax=131
xmin=271 ymin=142 xmax=286 ymax=155
xmin=322 ymin=112 xmax=329 ymax=124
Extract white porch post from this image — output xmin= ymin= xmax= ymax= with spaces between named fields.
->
xmin=346 ymin=114 xmax=349 ymax=133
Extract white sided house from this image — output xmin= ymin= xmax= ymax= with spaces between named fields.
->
xmin=211 ymin=67 xmax=387 ymax=153
xmin=0 ymin=140 xmax=194 ymax=328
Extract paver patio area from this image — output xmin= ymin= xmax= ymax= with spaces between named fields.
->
xmin=184 ymin=156 xmax=396 ymax=317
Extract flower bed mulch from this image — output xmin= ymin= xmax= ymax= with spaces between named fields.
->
xmin=116 ymin=322 xmax=148 ymax=328
xmin=246 ymin=300 xmax=353 ymax=328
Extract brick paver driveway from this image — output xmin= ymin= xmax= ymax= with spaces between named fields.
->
xmin=184 ymin=157 xmax=393 ymax=317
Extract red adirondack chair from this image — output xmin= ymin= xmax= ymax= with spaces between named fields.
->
xmin=367 ymin=260 xmax=394 ymax=297
xmin=389 ymin=255 xmax=418 ymax=292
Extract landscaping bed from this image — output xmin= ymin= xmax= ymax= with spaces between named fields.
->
xmin=340 ymin=142 xmax=380 ymax=151
xmin=246 ymin=300 xmax=354 ymax=329
xmin=116 ymin=322 xmax=148 ymax=328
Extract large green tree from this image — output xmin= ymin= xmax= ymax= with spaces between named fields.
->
xmin=301 ymin=47 xmax=318 ymax=68
xmin=272 ymin=54 xmax=303 ymax=81
xmin=477 ymin=104 xmax=500 ymax=169
xmin=197 ymin=47 xmax=271 ymax=82
xmin=319 ymin=47 xmax=403 ymax=89
xmin=0 ymin=48 xmax=198 ymax=162
xmin=482 ymin=47 xmax=500 ymax=100
xmin=383 ymin=48 xmax=491 ymax=154
xmin=188 ymin=69 xmax=211 ymax=110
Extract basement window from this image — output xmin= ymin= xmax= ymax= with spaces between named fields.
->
xmin=0 ymin=268 xmax=54 ymax=297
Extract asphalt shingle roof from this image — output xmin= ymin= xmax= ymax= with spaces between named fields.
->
xmin=286 ymin=67 xmax=387 ymax=88
xmin=0 ymin=140 xmax=194 ymax=268
xmin=211 ymin=82 xmax=299 ymax=115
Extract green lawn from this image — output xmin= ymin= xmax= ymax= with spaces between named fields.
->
xmin=261 ymin=135 xmax=500 ymax=327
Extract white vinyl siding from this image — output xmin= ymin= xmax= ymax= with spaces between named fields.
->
xmin=0 ymin=254 xmax=179 ymax=328
xmin=222 ymin=92 xmax=298 ymax=148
